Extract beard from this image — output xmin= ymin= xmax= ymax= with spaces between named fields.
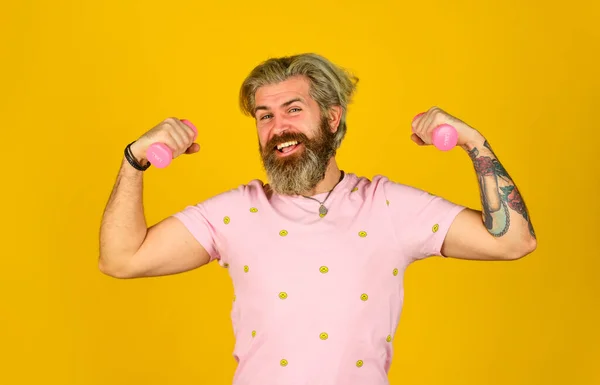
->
xmin=259 ymin=116 xmax=337 ymax=196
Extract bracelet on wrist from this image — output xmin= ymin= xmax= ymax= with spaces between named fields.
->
xmin=124 ymin=141 xmax=151 ymax=171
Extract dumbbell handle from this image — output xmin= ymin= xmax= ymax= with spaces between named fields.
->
xmin=146 ymin=119 xmax=197 ymax=168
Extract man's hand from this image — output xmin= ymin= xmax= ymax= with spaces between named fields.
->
xmin=130 ymin=117 xmax=200 ymax=165
xmin=410 ymin=106 xmax=484 ymax=150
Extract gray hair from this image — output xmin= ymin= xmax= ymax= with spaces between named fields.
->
xmin=239 ymin=53 xmax=359 ymax=150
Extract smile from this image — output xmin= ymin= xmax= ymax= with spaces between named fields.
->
xmin=274 ymin=140 xmax=302 ymax=156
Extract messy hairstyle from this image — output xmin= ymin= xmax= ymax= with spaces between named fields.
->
xmin=239 ymin=53 xmax=359 ymax=150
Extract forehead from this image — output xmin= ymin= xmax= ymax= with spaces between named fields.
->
xmin=254 ymin=76 xmax=313 ymax=108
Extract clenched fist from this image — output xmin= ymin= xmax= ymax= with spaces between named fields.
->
xmin=130 ymin=118 xmax=200 ymax=165
xmin=410 ymin=106 xmax=483 ymax=150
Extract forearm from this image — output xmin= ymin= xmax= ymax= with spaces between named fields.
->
xmin=99 ymin=156 xmax=148 ymax=270
xmin=462 ymin=134 xmax=536 ymax=249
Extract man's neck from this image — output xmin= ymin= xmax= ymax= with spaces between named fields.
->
xmin=302 ymin=159 xmax=342 ymax=196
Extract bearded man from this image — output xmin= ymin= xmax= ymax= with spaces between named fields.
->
xmin=99 ymin=53 xmax=537 ymax=385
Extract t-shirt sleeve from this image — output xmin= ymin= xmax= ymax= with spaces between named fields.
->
xmin=172 ymin=202 xmax=221 ymax=263
xmin=382 ymin=177 xmax=466 ymax=261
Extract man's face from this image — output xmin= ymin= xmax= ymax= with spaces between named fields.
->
xmin=254 ymin=76 xmax=337 ymax=196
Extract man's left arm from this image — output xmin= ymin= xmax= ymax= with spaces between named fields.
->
xmin=411 ymin=107 xmax=537 ymax=261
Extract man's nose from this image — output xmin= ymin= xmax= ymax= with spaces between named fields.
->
xmin=273 ymin=115 xmax=290 ymax=135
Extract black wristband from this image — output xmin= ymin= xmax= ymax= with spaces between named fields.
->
xmin=124 ymin=141 xmax=151 ymax=171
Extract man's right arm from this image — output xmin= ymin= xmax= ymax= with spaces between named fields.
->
xmin=98 ymin=118 xmax=209 ymax=279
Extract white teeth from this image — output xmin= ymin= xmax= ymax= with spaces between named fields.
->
xmin=276 ymin=141 xmax=298 ymax=150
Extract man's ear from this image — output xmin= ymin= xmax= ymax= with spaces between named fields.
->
xmin=327 ymin=105 xmax=343 ymax=133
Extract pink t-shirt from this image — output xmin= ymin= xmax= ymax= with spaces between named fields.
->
xmin=173 ymin=172 xmax=465 ymax=385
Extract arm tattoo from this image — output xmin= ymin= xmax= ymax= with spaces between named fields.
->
xmin=468 ymin=141 xmax=536 ymax=239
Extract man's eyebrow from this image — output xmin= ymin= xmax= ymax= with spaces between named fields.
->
xmin=254 ymin=98 xmax=305 ymax=115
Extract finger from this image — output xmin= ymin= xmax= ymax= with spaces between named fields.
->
xmin=412 ymin=112 xmax=430 ymax=143
xmin=168 ymin=127 xmax=188 ymax=155
xmin=180 ymin=119 xmax=198 ymax=142
xmin=173 ymin=119 xmax=196 ymax=143
xmin=428 ymin=107 xmax=447 ymax=129
xmin=420 ymin=108 xmax=440 ymax=142
xmin=160 ymin=137 xmax=182 ymax=158
xmin=417 ymin=110 xmax=432 ymax=133
xmin=159 ymin=118 xmax=187 ymax=151
xmin=410 ymin=133 xmax=426 ymax=145
xmin=411 ymin=112 xmax=425 ymax=132
xmin=184 ymin=143 xmax=200 ymax=154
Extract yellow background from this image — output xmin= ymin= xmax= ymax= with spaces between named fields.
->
xmin=1 ymin=0 xmax=598 ymax=384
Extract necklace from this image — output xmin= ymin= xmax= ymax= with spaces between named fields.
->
xmin=302 ymin=170 xmax=345 ymax=217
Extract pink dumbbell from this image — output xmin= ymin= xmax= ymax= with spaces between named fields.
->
xmin=146 ymin=119 xmax=198 ymax=168
xmin=431 ymin=123 xmax=458 ymax=151
xmin=412 ymin=113 xmax=458 ymax=151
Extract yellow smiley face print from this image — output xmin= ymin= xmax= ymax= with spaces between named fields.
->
xmin=432 ymin=224 xmax=439 ymax=232
xmin=279 ymin=292 xmax=288 ymax=299
xmin=251 ymin=330 xmax=256 ymax=338
xmin=319 ymin=332 xmax=328 ymax=340
xmin=250 ymin=207 xmax=258 ymax=213
xmin=356 ymin=360 xmax=363 ymax=367
xmin=360 ymin=293 xmax=368 ymax=301
xmin=279 ymin=230 xmax=288 ymax=237
xmin=319 ymin=266 xmax=329 ymax=274
xmin=280 ymin=359 xmax=288 ymax=367
xmin=223 ymin=216 xmax=230 ymax=224
xmin=358 ymin=231 xmax=367 ymax=238
xmin=243 ymin=265 xmax=249 ymax=273
xmin=393 ymin=268 xmax=398 ymax=276
xmin=386 ymin=335 xmax=392 ymax=342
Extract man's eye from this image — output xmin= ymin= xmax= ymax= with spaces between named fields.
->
xmin=260 ymin=114 xmax=272 ymax=120
xmin=289 ymin=108 xmax=301 ymax=113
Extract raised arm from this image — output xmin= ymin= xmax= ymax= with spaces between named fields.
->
xmin=411 ymin=107 xmax=537 ymax=261
xmin=98 ymin=118 xmax=210 ymax=278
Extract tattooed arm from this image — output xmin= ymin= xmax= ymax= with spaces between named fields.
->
xmin=469 ymin=140 xmax=536 ymax=238
xmin=441 ymin=134 xmax=537 ymax=260
xmin=411 ymin=107 xmax=537 ymax=261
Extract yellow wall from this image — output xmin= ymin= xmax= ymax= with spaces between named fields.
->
xmin=2 ymin=1 xmax=598 ymax=384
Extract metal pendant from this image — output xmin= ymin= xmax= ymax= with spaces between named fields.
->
xmin=319 ymin=204 xmax=328 ymax=216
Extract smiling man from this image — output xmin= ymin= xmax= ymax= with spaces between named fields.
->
xmin=99 ymin=53 xmax=537 ymax=385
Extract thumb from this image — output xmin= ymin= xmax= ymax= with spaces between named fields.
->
xmin=410 ymin=133 xmax=426 ymax=146
xmin=185 ymin=143 xmax=201 ymax=154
